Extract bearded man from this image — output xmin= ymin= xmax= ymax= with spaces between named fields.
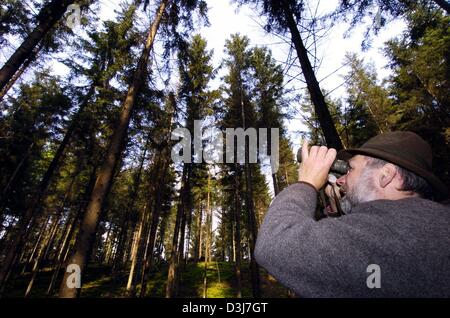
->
xmin=255 ymin=131 xmax=450 ymax=297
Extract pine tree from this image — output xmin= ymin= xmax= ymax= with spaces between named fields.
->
xmin=166 ymin=34 xmax=215 ymax=298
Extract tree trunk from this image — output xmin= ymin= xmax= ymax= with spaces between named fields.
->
xmin=165 ymin=164 xmax=190 ymax=298
xmin=233 ymin=164 xmax=242 ymax=298
xmin=203 ymin=178 xmax=212 ymax=298
xmin=184 ymin=199 xmax=193 ymax=265
xmin=433 ymin=0 xmax=450 ymax=14
xmin=241 ymin=90 xmax=261 ymax=299
xmin=112 ymin=146 xmax=148 ymax=274
xmin=46 ymin=165 xmax=97 ymax=296
xmin=282 ymin=0 xmax=343 ymax=151
xmin=138 ymin=98 xmax=174 ymax=297
xmin=0 ymin=43 xmax=42 ymax=101
xmin=0 ymin=81 xmax=97 ymax=289
xmin=21 ymin=214 xmax=51 ymax=274
xmin=138 ymin=151 xmax=171 ymax=297
xmin=126 ymin=202 xmax=148 ymax=295
xmin=0 ymin=0 xmax=76 ymax=93
xmin=193 ymin=203 xmax=203 ymax=262
xmin=58 ymin=0 xmax=168 ymax=298
xmin=272 ymin=173 xmax=279 ymax=196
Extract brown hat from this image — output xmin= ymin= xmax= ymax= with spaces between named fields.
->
xmin=338 ymin=131 xmax=448 ymax=200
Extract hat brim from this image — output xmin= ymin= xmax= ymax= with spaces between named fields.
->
xmin=338 ymin=148 xmax=449 ymax=201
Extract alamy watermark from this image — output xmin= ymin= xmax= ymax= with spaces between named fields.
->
xmin=171 ymin=120 xmax=280 ymax=173
xmin=65 ymin=4 xmax=81 ymax=30
xmin=66 ymin=263 xmax=81 ymax=289
xmin=366 ymin=264 xmax=381 ymax=289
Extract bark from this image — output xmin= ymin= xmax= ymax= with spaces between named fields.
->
xmin=0 ymin=0 xmax=76 ymax=93
xmin=282 ymin=0 xmax=343 ymax=150
xmin=58 ymin=0 xmax=168 ymax=298
xmin=241 ymin=95 xmax=261 ymax=299
xmin=0 ymin=43 xmax=42 ymax=102
xmin=233 ymin=164 xmax=242 ymax=298
xmin=138 ymin=150 xmax=171 ymax=297
xmin=203 ymin=179 xmax=212 ymax=298
xmin=0 ymin=81 xmax=97 ymax=289
xmin=46 ymin=165 xmax=97 ymax=295
xmin=193 ymin=203 xmax=203 ymax=262
xmin=272 ymin=173 xmax=279 ymax=196
xmin=138 ymin=99 xmax=174 ymax=297
xmin=112 ymin=139 xmax=149 ymax=274
xmin=21 ymin=215 xmax=51 ymax=275
xmin=165 ymin=165 xmax=190 ymax=298
xmin=125 ymin=203 xmax=147 ymax=294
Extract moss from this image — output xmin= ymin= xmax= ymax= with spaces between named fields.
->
xmin=2 ymin=261 xmax=291 ymax=298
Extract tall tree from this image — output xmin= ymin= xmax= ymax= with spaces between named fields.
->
xmin=236 ymin=0 xmax=343 ymax=150
xmin=0 ymin=73 xmax=72 ymax=290
xmin=166 ymin=34 xmax=215 ymax=298
xmin=221 ymin=34 xmax=262 ymax=297
xmin=0 ymin=5 xmax=139 ymax=290
xmin=58 ymin=0 xmax=170 ymax=298
xmin=0 ymin=0 xmax=86 ymax=97
xmin=59 ymin=0 xmax=209 ymax=297
xmin=384 ymin=5 xmax=450 ymax=191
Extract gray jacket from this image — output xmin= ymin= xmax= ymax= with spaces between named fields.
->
xmin=255 ymin=183 xmax=450 ymax=297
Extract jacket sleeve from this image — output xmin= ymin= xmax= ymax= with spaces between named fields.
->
xmin=254 ymin=183 xmax=372 ymax=297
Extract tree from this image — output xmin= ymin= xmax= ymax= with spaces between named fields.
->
xmin=339 ymin=53 xmax=394 ymax=146
xmin=0 ymin=73 xmax=72 ymax=290
xmin=0 ymin=4 xmax=139 ymax=291
xmin=0 ymin=0 xmax=84 ymax=97
xmin=384 ymin=5 xmax=450 ymax=192
xmin=236 ymin=0 xmax=343 ymax=150
xmin=330 ymin=0 xmax=449 ymax=49
xmin=220 ymin=34 xmax=262 ymax=297
xmin=58 ymin=0 xmax=170 ymax=298
xmin=166 ymin=34 xmax=216 ymax=298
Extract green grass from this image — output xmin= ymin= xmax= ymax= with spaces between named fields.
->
xmin=2 ymin=261 xmax=291 ymax=298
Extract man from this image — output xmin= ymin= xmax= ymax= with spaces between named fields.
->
xmin=255 ymin=131 xmax=450 ymax=297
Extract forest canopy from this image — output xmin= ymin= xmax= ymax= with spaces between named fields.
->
xmin=0 ymin=0 xmax=448 ymax=298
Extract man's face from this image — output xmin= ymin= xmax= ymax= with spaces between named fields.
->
xmin=337 ymin=155 xmax=379 ymax=209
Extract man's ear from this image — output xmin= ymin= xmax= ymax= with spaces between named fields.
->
xmin=379 ymin=164 xmax=397 ymax=188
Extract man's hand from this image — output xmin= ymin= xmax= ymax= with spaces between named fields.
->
xmin=324 ymin=183 xmax=342 ymax=215
xmin=298 ymin=140 xmax=337 ymax=191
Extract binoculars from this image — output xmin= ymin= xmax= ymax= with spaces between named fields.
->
xmin=296 ymin=147 xmax=349 ymax=175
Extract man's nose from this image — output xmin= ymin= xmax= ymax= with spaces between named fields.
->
xmin=336 ymin=175 xmax=346 ymax=186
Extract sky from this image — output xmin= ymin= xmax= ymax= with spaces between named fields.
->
xmin=92 ymin=0 xmax=406 ymax=148
xmin=1 ymin=0 xmax=406 ymax=199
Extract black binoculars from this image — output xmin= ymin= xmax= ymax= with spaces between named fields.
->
xmin=296 ymin=147 xmax=349 ymax=175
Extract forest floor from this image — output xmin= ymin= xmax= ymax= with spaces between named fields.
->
xmin=3 ymin=261 xmax=292 ymax=298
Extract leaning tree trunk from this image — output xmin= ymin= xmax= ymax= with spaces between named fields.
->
xmin=0 ymin=81 xmax=97 ymax=290
xmin=138 ymin=97 xmax=175 ymax=297
xmin=138 ymin=148 xmax=172 ymax=297
xmin=125 ymin=202 xmax=148 ymax=295
xmin=112 ymin=137 xmax=149 ymax=275
xmin=433 ymin=0 xmax=450 ymax=14
xmin=58 ymin=0 xmax=168 ymax=298
xmin=46 ymin=165 xmax=97 ymax=296
xmin=0 ymin=42 xmax=42 ymax=101
xmin=0 ymin=0 xmax=77 ymax=95
xmin=282 ymin=0 xmax=343 ymax=151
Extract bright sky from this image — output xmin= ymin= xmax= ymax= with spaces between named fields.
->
xmin=1 ymin=0 xmax=406 ymax=200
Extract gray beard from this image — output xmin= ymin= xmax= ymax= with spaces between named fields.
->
xmin=340 ymin=168 xmax=378 ymax=214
